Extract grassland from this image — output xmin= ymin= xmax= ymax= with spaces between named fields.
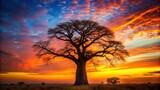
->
xmin=0 ymin=83 xmax=160 ymax=90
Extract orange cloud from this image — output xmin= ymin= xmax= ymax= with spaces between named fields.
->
xmin=128 ymin=46 xmax=160 ymax=56
xmin=75 ymin=14 xmax=87 ymax=19
xmin=81 ymin=0 xmax=91 ymax=14
xmin=113 ymin=6 xmax=159 ymax=31
xmin=64 ymin=13 xmax=74 ymax=19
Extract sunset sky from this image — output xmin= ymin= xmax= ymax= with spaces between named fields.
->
xmin=0 ymin=0 xmax=160 ymax=84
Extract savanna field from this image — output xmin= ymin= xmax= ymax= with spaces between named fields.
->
xmin=1 ymin=83 xmax=160 ymax=90
xmin=0 ymin=0 xmax=160 ymax=90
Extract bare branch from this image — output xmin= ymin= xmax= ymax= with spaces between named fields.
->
xmin=33 ymin=41 xmax=77 ymax=63
xmin=33 ymin=19 xmax=128 ymax=67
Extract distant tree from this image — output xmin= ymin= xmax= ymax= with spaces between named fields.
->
xmin=101 ymin=82 xmax=104 ymax=84
xmin=147 ymin=82 xmax=151 ymax=84
xmin=17 ymin=82 xmax=24 ymax=87
xmin=10 ymin=83 xmax=14 ymax=86
xmin=107 ymin=77 xmax=120 ymax=85
xmin=42 ymin=82 xmax=45 ymax=85
xmin=33 ymin=20 xmax=128 ymax=85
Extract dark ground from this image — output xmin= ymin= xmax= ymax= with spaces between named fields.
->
xmin=0 ymin=83 xmax=160 ymax=90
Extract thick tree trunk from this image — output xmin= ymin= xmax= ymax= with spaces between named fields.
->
xmin=74 ymin=61 xmax=89 ymax=85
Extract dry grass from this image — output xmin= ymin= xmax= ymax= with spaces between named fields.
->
xmin=0 ymin=83 xmax=159 ymax=90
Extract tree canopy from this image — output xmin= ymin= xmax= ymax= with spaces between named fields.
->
xmin=33 ymin=20 xmax=128 ymax=64
xmin=33 ymin=20 xmax=128 ymax=85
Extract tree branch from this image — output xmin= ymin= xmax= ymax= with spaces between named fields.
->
xmin=33 ymin=43 xmax=77 ymax=63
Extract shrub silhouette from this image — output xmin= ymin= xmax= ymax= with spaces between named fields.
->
xmin=42 ymin=82 xmax=45 ymax=85
xmin=107 ymin=77 xmax=120 ymax=85
xmin=17 ymin=82 xmax=24 ymax=87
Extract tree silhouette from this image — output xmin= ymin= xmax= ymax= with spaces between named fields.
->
xmin=107 ymin=77 xmax=120 ymax=85
xmin=33 ymin=20 xmax=128 ymax=85
xmin=42 ymin=82 xmax=45 ymax=85
xmin=17 ymin=82 xmax=24 ymax=87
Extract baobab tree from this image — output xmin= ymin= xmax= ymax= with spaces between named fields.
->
xmin=33 ymin=20 xmax=128 ymax=85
